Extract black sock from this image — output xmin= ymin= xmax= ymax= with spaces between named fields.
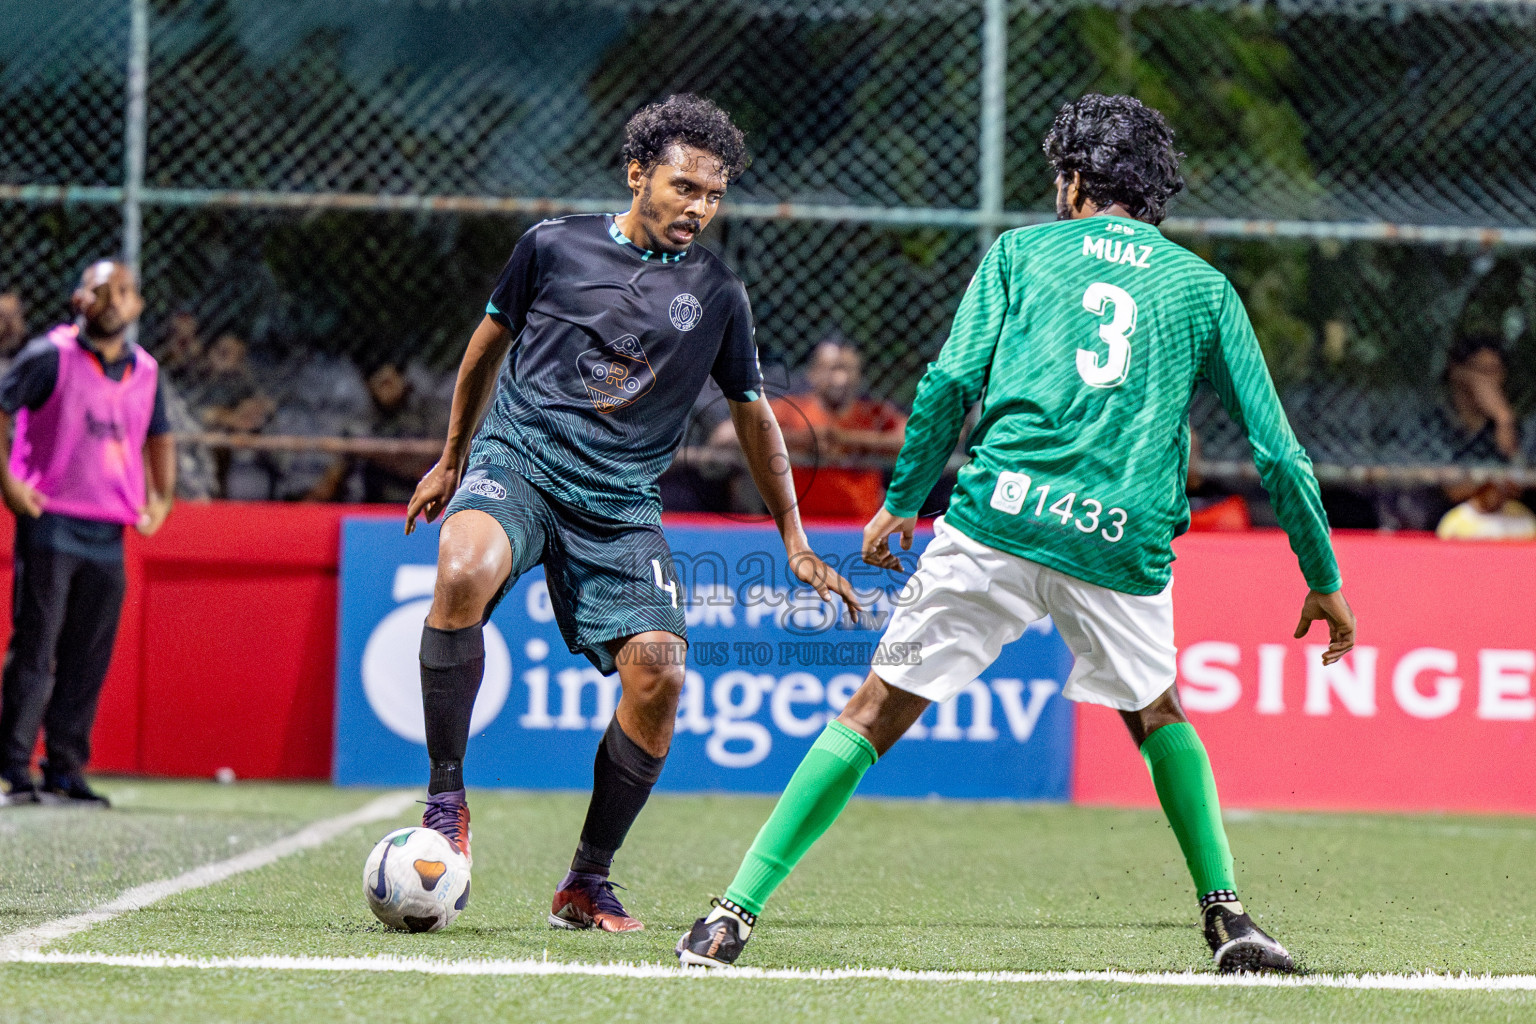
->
xmin=571 ymin=718 xmax=666 ymax=876
xmin=420 ymin=624 xmax=485 ymax=796
xmin=429 ymin=760 xmax=463 ymax=795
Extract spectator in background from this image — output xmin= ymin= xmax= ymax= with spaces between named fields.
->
xmin=1442 ymin=333 xmax=1519 ymax=462
xmin=1377 ymin=333 xmax=1524 ymax=532
xmin=160 ymin=380 xmax=216 ymax=500
xmin=0 ymin=293 xmax=27 ymax=376
xmin=0 ymin=261 xmax=175 ymax=806
xmin=195 ymin=333 xmax=276 ymax=498
xmin=1185 ymin=428 xmax=1252 ymax=531
xmin=1432 ymin=333 xmax=1523 ymax=529
xmin=267 ymin=352 xmax=370 ymax=501
xmin=305 ymin=360 xmax=441 ymax=504
xmin=156 ymin=310 xmax=203 ymax=387
xmin=1436 ymin=479 xmax=1536 ymax=540
xmin=356 ymin=361 xmax=441 ymax=503
xmin=197 ymin=332 xmax=273 ymax=432
xmin=147 ymin=311 xmax=216 ymax=499
xmin=740 ymin=337 xmax=906 ymax=520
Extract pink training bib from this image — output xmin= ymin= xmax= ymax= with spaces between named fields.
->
xmin=9 ymin=323 xmax=159 ymax=525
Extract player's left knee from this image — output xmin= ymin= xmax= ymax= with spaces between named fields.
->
xmin=612 ymin=634 xmax=686 ymax=706
xmin=625 ymin=662 xmax=684 ymax=708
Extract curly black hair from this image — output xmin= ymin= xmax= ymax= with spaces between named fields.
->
xmin=1042 ymin=94 xmax=1185 ymax=225
xmin=621 ymin=94 xmax=748 ymax=183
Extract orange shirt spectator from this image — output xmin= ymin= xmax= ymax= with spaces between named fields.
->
xmin=769 ymin=339 xmax=906 ymax=521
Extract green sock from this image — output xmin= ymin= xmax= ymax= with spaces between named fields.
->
xmin=1140 ymin=722 xmax=1236 ymax=899
xmin=723 ymin=720 xmax=878 ymax=916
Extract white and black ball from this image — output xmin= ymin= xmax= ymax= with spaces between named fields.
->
xmin=362 ymin=827 xmax=470 ymax=932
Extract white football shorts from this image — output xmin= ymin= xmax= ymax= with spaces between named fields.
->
xmin=877 ymin=517 xmax=1176 ymax=712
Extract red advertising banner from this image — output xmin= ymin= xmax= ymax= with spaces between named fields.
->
xmin=1074 ymin=531 xmax=1536 ymax=814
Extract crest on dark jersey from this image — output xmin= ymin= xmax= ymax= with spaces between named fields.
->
xmin=577 ymin=334 xmax=656 ymax=413
xmin=669 ymin=293 xmax=704 ymax=332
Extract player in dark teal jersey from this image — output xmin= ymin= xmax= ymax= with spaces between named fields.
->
xmin=404 ymin=95 xmax=860 ymax=932
xmin=680 ymin=95 xmax=1358 ymax=973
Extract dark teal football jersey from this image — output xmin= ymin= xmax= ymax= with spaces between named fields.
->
xmin=473 ymin=214 xmax=762 ymax=524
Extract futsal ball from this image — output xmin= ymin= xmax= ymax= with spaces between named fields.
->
xmin=362 ymin=827 xmax=471 ymax=932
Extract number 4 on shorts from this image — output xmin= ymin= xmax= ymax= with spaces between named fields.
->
xmin=651 ymin=559 xmax=679 ymax=608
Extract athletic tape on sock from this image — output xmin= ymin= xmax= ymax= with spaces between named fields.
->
xmin=1200 ymin=889 xmax=1240 ymax=909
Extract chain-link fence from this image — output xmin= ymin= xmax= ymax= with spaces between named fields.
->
xmin=3 ymin=0 xmax=1536 ymax=511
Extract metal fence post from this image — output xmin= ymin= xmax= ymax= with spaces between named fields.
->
xmin=978 ymin=0 xmax=1007 ymax=256
xmin=123 ymin=0 xmax=147 ymax=280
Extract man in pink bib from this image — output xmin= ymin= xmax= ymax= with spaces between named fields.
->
xmin=0 ymin=261 xmax=175 ymax=806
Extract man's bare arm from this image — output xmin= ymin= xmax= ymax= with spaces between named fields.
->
xmin=0 ymin=410 xmax=42 ymax=518
xmin=406 ymin=315 xmax=513 ymax=533
xmin=442 ymin=316 xmax=515 ymax=474
xmin=137 ymin=433 xmax=176 ymax=535
xmin=727 ymin=396 xmax=861 ymax=612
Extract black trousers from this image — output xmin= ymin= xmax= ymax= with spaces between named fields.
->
xmin=0 ymin=541 xmax=126 ymax=776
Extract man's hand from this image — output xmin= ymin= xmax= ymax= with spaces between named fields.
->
xmin=135 ymin=494 xmax=172 ymax=536
xmin=862 ymin=507 xmax=916 ymax=571
xmin=1294 ymin=589 xmax=1356 ymax=665
xmin=1 ymin=475 xmax=43 ymax=519
xmin=786 ymin=541 xmax=863 ymax=617
xmin=405 ymin=459 xmax=460 ymax=535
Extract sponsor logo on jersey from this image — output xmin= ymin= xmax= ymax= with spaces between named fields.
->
xmin=1082 ymin=236 xmax=1152 ymax=268
xmin=466 ymin=476 xmax=507 ymax=501
xmin=989 ymin=471 xmax=1032 ymax=515
xmin=577 ymin=334 xmax=656 ymax=413
xmin=669 ymin=293 xmax=704 ymax=332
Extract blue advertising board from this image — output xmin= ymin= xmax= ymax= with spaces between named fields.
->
xmin=336 ymin=518 xmax=1076 ymax=799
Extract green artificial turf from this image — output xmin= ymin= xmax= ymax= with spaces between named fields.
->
xmin=0 ymin=782 xmax=374 ymax=936
xmin=1 ymin=780 xmax=1534 ymax=1022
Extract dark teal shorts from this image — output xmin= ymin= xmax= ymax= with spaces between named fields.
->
xmin=442 ymin=463 xmax=685 ymax=673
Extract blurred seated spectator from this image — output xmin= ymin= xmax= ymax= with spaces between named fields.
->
xmin=1185 ymin=428 xmax=1252 ymax=531
xmin=356 ymin=361 xmax=443 ymax=503
xmin=1436 ymin=481 xmax=1536 ymax=540
xmin=197 ymin=332 xmax=275 ymax=433
xmin=1443 ymin=332 xmax=1520 ymax=463
xmin=194 ymin=333 xmax=277 ymax=498
xmin=162 ymin=383 xmax=217 ymax=500
xmin=144 ymin=311 xmax=217 ymax=499
xmin=267 ymin=352 xmax=371 ymax=501
xmin=724 ymin=337 xmax=905 ymax=521
xmin=1376 ymin=333 xmax=1523 ymax=531
xmin=305 ymin=360 xmax=442 ymax=504
xmin=0 ymin=293 xmax=26 ymax=376
xmin=156 ymin=310 xmax=204 ymax=386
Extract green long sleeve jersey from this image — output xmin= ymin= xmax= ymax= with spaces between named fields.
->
xmin=885 ymin=216 xmax=1340 ymax=596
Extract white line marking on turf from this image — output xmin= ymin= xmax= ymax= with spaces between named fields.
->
xmin=0 ymin=791 xmax=417 ymax=955
xmin=3 ymin=952 xmax=1535 ymax=991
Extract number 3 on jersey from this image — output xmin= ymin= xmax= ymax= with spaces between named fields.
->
xmin=1077 ymin=282 xmax=1137 ymax=388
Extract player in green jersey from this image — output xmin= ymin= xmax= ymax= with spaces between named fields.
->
xmin=678 ymin=94 xmax=1357 ymax=973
